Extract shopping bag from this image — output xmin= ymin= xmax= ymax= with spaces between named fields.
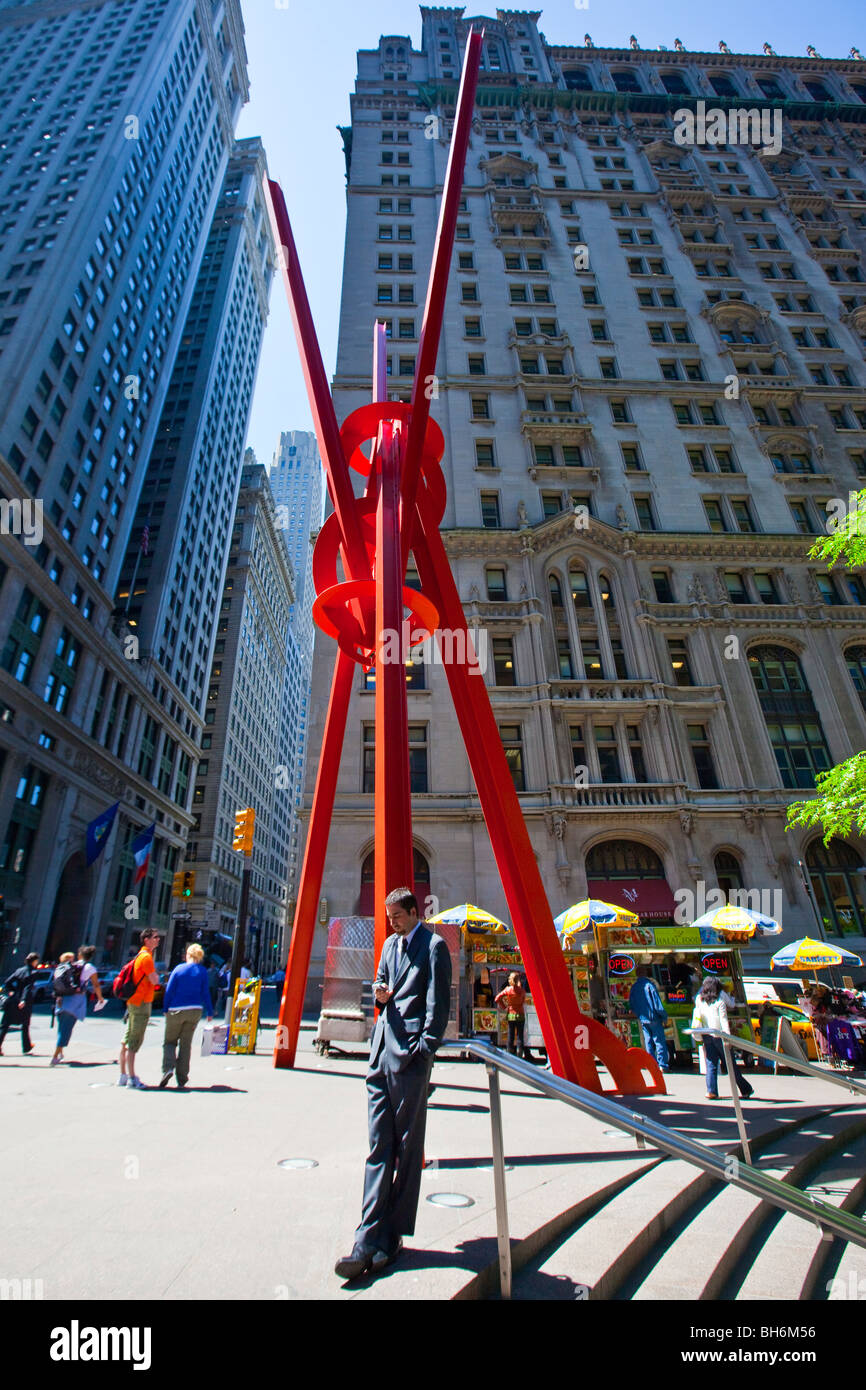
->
xmin=201 ymin=1022 xmax=229 ymax=1056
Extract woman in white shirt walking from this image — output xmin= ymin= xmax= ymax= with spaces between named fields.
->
xmin=692 ymin=976 xmax=754 ymax=1101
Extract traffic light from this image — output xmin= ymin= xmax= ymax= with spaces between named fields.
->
xmin=182 ymin=871 xmax=195 ymax=898
xmin=172 ymin=872 xmax=184 ymax=898
xmin=232 ymin=807 xmax=255 ymax=856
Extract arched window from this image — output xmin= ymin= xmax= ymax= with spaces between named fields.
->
xmin=611 ymin=69 xmax=641 ymax=93
xmin=598 ymin=573 xmax=615 ymax=609
xmin=803 ymin=79 xmax=831 ymax=102
xmin=845 ymin=644 xmax=866 ymax=710
xmin=714 ymin=850 xmax=744 ymax=897
xmin=569 ymin=564 xmax=592 ymax=608
xmin=586 ymin=841 xmax=665 ymax=879
xmin=548 ymin=574 xmax=563 ymax=608
xmin=360 ymin=847 xmax=430 ymax=915
xmin=564 ymin=67 xmax=593 ymax=91
xmin=710 ymin=73 xmax=739 ymax=98
xmin=805 ymin=839 xmax=866 ymax=939
xmin=660 ymin=71 xmax=690 ymax=95
xmin=747 ymin=645 xmax=831 ymax=789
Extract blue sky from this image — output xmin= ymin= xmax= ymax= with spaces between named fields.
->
xmin=236 ymin=0 xmax=864 ymax=466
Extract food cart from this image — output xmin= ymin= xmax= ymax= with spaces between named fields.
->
xmin=593 ymin=921 xmax=752 ymax=1067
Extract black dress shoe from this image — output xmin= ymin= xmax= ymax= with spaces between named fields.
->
xmin=334 ymin=1244 xmax=374 ymax=1280
xmin=371 ymin=1239 xmax=403 ymax=1273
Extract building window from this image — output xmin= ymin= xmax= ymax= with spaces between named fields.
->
xmin=667 ymin=638 xmax=694 ymax=686
xmin=687 ymin=724 xmax=718 ymax=789
xmin=499 ymin=725 xmax=525 ymax=791
xmin=806 ymin=838 xmax=866 ymax=938
xmin=627 ymin=725 xmax=647 ymax=781
xmin=634 ymin=496 xmax=657 ymax=530
xmin=480 ymin=492 xmax=501 ymax=528
xmin=486 ymin=567 xmax=507 ymax=601
xmin=595 ymin=725 xmax=621 ymax=782
xmin=748 ymin=645 xmax=832 ymax=790
xmin=846 ymin=645 xmax=866 ymax=711
xmin=492 ymin=637 xmax=516 ymax=686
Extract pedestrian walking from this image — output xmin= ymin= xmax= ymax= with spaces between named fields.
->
xmin=118 ymin=929 xmax=161 ymax=1089
xmin=0 ymin=952 xmax=40 ymax=1055
xmin=495 ymin=971 xmax=527 ymax=1057
xmin=159 ymin=943 xmax=213 ymax=1089
xmin=628 ymin=964 xmax=670 ymax=1072
xmin=51 ymin=946 xmax=105 ymax=1066
xmin=206 ymin=961 xmax=220 ymax=1013
xmin=691 ymin=976 xmax=754 ymax=1101
xmin=334 ymin=887 xmax=451 ymax=1281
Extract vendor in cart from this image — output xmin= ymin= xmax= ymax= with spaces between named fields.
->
xmin=495 ymin=971 xmax=527 ymax=1058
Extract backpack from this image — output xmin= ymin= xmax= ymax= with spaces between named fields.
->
xmin=53 ymin=961 xmax=84 ymax=998
xmin=112 ymin=956 xmax=142 ymax=1002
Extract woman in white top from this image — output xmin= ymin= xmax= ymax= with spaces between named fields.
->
xmin=691 ymin=976 xmax=754 ymax=1101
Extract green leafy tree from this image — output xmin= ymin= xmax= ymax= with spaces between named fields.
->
xmin=786 ymin=488 xmax=866 ymax=844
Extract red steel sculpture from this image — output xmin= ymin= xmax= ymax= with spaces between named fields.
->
xmin=265 ymin=28 xmax=664 ymax=1095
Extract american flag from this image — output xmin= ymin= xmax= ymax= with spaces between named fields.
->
xmin=140 ymin=525 xmax=149 ymax=556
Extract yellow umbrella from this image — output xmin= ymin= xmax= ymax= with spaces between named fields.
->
xmin=770 ymin=936 xmax=863 ymax=973
xmin=554 ymin=898 xmax=639 ymax=949
xmin=427 ymin=903 xmax=510 ymax=935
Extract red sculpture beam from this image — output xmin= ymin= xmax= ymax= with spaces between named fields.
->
xmin=267 ymin=25 xmax=664 ymax=1094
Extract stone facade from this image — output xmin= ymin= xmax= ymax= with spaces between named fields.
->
xmin=306 ymin=14 xmax=866 ymax=992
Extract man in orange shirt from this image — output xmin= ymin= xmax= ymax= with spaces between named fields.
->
xmin=118 ymin=929 xmax=161 ymax=1090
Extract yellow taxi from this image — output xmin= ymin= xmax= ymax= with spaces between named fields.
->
xmin=747 ymin=997 xmax=818 ymax=1060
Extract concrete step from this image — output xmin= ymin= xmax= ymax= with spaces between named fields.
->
xmin=627 ymin=1107 xmax=866 ymax=1302
xmin=733 ymin=1129 xmax=866 ymax=1301
xmin=510 ymin=1106 xmax=866 ymax=1302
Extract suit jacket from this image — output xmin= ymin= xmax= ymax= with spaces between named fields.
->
xmin=369 ymin=925 xmax=452 ymax=1072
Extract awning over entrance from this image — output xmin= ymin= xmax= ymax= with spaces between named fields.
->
xmin=586 ymin=879 xmax=677 ymax=921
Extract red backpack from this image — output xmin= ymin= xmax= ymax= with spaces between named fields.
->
xmin=112 ymin=956 xmax=141 ymax=1002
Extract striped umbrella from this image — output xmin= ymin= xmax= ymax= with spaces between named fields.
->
xmin=427 ymin=903 xmax=510 ymax=935
xmin=690 ymin=903 xmax=782 ymax=941
xmin=770 ymin=937 xmax=863 ymax=974
xmin=554 ymin=898 xmax=639 ymax=949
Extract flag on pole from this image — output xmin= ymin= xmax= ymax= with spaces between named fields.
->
xmin=132 ymin=823 xmax=156 ymax=884
xmin=85 ymin=801 xmax=120 ymax=866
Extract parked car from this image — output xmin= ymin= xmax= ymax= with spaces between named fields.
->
xmin=152 ymin=965 xmax=171 ymax=1010
xmin=747 ymin=997 xmax=818 ymax=1061
xmin=28 ymin=968 xmax=56 ymax=1004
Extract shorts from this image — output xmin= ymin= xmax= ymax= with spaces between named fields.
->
xmin=122 ymin=1001 xmax=152 ymax=1053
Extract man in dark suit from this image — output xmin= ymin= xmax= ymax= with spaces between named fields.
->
xmin=335 ymin=887 xmax=452 ymax=1280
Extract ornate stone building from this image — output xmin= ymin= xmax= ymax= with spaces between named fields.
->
xmin=302 ymin=11 xmax=866 ymax=995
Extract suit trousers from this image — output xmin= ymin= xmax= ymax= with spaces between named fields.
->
xmin=0 ymin=1002 xmax=32 ymax=1052
xmin=355 ymin=1052 xmax=433 ymax=1254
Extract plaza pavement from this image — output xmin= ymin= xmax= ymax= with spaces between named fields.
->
xmin=0 ymin=1002 xmax=860 ymax=1301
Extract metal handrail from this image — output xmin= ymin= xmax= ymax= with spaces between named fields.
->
xmin=689 ymin=1026 xmax=866 ymax=1165
xmin=689 ymin=1027 xmax=866 ymax=1097
xmin=440 ymin=1038 xmax=866 ymax=1299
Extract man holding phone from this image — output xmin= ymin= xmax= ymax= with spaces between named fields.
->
xmin=335 ymin=887 xmax=452 ymax=1281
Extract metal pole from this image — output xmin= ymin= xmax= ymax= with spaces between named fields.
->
xmin=486 ymin=1063 xmax=512 ymax=1300
xmin=230 ymin=862 xmax=251 ymax=998
xmin=722 ymin=1035 xmax=752 ymax=1166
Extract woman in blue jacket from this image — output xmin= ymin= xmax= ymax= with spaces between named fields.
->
xmin=159 ymin=943 xmax=213 ymax=1089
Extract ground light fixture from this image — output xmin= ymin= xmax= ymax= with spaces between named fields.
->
xmin=426 ymin=1192 xmax=475 ymax=1208
xmin=277 ymin=1158 xmax=319 ymax=1170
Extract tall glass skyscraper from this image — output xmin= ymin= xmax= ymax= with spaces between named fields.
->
xmin=0 ymin=1 xmax=272 ymax=967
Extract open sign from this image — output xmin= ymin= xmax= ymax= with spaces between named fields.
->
xmin=700 ymin=952 xmax=730 ymax=975
xmin=608 ymin=953 xmax=636 ymax=977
